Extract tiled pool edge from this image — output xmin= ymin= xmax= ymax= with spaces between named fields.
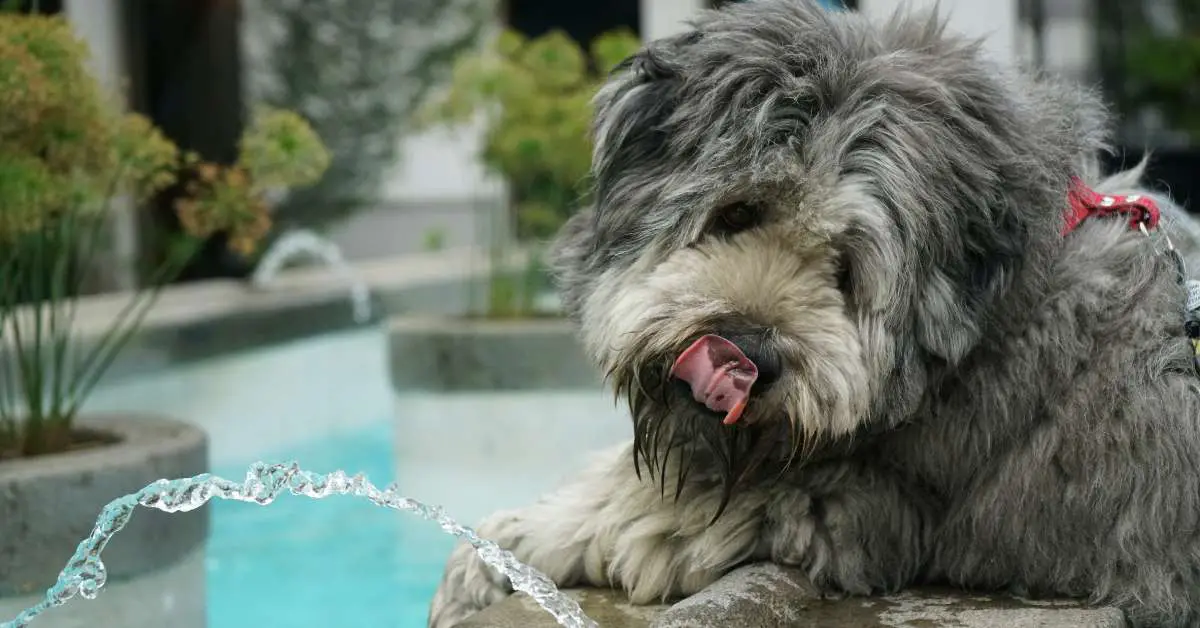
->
xmin=459 ymin=564 xmax=1127 ymax=627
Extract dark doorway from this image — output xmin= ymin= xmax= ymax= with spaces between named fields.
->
xmin=120 ymin=0 xmax=250 ymax=283
xmin=3 ymin=0 xmax=62 ymax=14
xmin=505 ymin=0 xmax=639 ymax=46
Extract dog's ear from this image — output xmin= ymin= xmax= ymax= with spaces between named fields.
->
xmin=914 ymin=208 xmax=1029 ymax=365
xmin=852 ymin=48 xmax=1043 ymax=367
xmin=913 ymin=271 xmax=988 ymax=366
xmin=548 ymin=206 xmax=598 ymax=318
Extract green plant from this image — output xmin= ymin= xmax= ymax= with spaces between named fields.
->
xmin=419 ymin=27 xmax=641 ymax=317
xmin=1119 ymin=0 xmax=1200 ymax=142
xmin=0 ymin=14 xmax=330 ymax=458
xmin=422 ymin=227 xmax=448 ymax=252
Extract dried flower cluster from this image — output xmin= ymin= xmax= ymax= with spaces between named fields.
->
xmin=176 ymin=108 xmax=331 ymax=256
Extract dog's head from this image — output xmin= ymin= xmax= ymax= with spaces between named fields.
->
xmin=550 ymin=0 xmax=1108 ymax=510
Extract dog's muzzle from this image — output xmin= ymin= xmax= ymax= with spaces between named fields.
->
xmin=669 ymin=331 xmax=782 ymax=425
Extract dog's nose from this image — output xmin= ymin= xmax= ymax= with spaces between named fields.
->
xmin=716 ymin=329 xmax=782 ymax=390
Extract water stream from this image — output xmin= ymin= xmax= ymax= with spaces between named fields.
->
xmin=250 ymin=229 xmax=373 ymax=325
xmin=0 ymin=461 xmax=596 ymax=628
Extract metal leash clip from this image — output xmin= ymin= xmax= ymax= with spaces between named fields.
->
xmin=1140 ymin=219 xmax=1200 ymax=376
xmin=1185 ymin=281 xmax=1200 ymax=376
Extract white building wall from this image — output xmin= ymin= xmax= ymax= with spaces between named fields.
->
xmin=642 ymin=0 xmax=708 ymax=39
xmin=63 ymin=0 xmax=126 ymax=95
xmin=857 ymin=0 xmax=1022 ymax=66
xmin=62 ymin=0 xmax=140 ymax=291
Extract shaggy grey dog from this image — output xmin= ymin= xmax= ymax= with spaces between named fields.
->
xmin=428 ymin=1 xmax=1200 ymax=626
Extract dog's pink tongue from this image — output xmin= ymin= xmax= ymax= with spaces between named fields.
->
xmin=670 ymin=335 xmax=758 ymax=425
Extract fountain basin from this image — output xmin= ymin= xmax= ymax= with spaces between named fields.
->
xmin=0 ymin=415 xmax=208 ymax=628
xmin=389 ymin=316 xmax=597 ymax=392
xmin=0 ymin=249 xmax=616 ymax=626
xmin=390 ymin=314 xmax=633 ymax=530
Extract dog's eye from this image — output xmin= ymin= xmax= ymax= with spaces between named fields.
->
xmin=835 ymin=253 xmax=853 ymax=295
xmin=712 ymin=202 xmax=762 ymax=234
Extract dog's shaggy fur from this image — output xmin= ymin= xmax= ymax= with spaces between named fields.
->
xmin=428 ymin=1 xmax=1200 ymax=626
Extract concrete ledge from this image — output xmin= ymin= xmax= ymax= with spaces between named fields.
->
xmin=458 ymin=588 xmax=667 ymax=628
xmin=0 ymin=415 xmax=209 ymax=597
xmin=458 ymin=564 xmax=1126 ymax=627
xmin=390 ymin=316 xmax=600 ymax=392
xmin=0 ymin=248 xmax=525 ymax=388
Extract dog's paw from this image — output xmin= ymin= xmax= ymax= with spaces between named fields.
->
xmin=427 ymin=541 xmax=511 ymax=628
xmin=427 ymin=512 xmax=528 ymax=628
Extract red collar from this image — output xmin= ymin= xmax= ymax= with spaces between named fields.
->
xmin=1061 ymin=176 xmax=1161 ymax=236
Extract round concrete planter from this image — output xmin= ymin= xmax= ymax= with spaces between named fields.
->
xmin=0 ymin=415 xmax=208 ymax=628
xmin=389 ymin=316 xmax=601 ymax=392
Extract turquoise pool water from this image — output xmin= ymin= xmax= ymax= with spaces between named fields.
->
xmin=84 ymin=326 xmax=630 ymax=626
xmin=206 ymin=421 xmax=454 ymax=627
